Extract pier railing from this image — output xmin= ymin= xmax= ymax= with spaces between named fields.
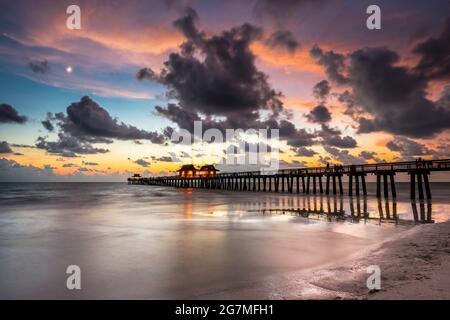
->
xmin=128 ymin=159 xmax=450 ymax=200
xmin=215 ymin=158 xmax=450 ymax=177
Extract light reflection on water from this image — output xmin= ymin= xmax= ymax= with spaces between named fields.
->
xmin=0 ymin=182 xmax=448 ymax=299
xmin=254 ymin=196 xmax=433 ymax=226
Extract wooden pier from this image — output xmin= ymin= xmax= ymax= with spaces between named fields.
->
xmin=128 ymin=159 xmax=450 ymax=200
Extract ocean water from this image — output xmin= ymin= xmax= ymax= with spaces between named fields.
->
xmin=0 ymin=182 xmax=449 ymax=299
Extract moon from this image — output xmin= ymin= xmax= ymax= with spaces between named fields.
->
xmin=66 ymin=66 xmax=73 ymax=73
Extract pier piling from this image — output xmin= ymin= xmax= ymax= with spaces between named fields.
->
xmin=131 ymin=159 xmax=448 ymax=200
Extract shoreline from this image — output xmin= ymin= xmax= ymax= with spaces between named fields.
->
xmin=197 ymin=220 xmax=450 ymax=299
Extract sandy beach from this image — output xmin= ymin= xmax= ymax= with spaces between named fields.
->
xmin=200 ymin=219 xmax=450 ymax=299
xmin=323 ymin=220 xmax=450 ymax=300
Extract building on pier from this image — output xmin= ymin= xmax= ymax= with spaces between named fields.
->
xmin=127 ymin=173 xmax=142 ymax=184
xmin=177 ymin=164 xmax=198 ymax=178
xmin=176 ymin=164 xmax=219 ymax=178
xmin=198 ymin=165 xmax=219 ymax=177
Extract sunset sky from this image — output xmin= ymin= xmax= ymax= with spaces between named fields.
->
xmin=0 ymin=0 xmax=449 ymax=181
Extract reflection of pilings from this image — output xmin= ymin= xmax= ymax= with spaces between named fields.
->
xmin=324 ymin=195 xmax=344 ymax=215
xmin=262 ymin=194 xmax=430 ymax=226
xmin=411 ymin=201 xmax=433 ymax=223
xmin=409 ymin=170 xmax=431 ymax=200
xmin=349 ymin=196 xmax=369 ymax=221
xmin=377 ymin=198 xmax=383 ymax=219
xmin=376 ymin=198 xmax=399 ymax=224
xmin=375 ymin=172 xmax=396 ymax=199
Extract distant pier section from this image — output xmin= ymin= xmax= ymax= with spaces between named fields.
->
xmin=128 ymin=159 xmax=450 ymax=200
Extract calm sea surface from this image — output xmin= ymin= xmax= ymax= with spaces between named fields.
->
xmin=0 ymin=182 xmax=449 ymax=299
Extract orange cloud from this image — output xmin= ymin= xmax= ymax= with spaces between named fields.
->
xmin=282 ymin=97 xmax=316 ymax=110
xmin=252 ymin=43 xmax=324 ymax=74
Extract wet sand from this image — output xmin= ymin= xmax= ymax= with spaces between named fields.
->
xmin=199 ymin=220 xmax=450 ymax=299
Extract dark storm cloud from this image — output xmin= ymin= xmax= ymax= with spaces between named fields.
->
xmin=62 ymin=163 xmax=76 ymax=168
xmin=294 ymin=146 xmax=317 ymax=157
xmin=10 ymin=143 xmax=35 ymax=149
xmin=41 ymin=120 xmax=54 ymax=131
xmin=317 ymin=124 xmax=357 ymax=149
xmin=386 ymin=137 xmax=430 ymax=157
xmin=0 ymin=141 xmax=13 ymax=153
xmin=266 ymin=30 xmax=299 ymax=53
xmin=141 ymin=8 xmax=316 ymax=149
xmin=312 ymin=80 xmax=330 ymax=101
xmin=322 ymin=135 xmax=357 ymax=149
xmin=317 ymin=123 xmax=339 ymax=136
xmin=172 ymin=6 xmax=203 ymax=41
xmin=36 ymin=135 xmax=109 ymax=156
xmin=310 ymin=45 xmax=348 ymax=85
xmin=412 ymin=18 xmax=450 ymax=81
xmin=41 ymin=113 xmax=54 ymax=131
xmin=139 ymin=8 xmax=282 ymax=119
xmin=82 ymin=161 xmax=99 ymax=166
xmin=134 ymin=159 xmax=150 ymax=167
xmin=305 ymin=105 xmax=331 ymax=123
xmin=28 ymin=59 xmax=49 ymax=74
xmin=65 ymin=96 xmax=165 ymax=143
xmin=278 ymin=120 xmax=317 ymax=147
xmin=156 ymin=156 xmax=173 ymax=162
xmin=337 ymin=90 xmax=359 ymax=118
xmin=324 ymin=146 xmax=367 ymax=165
xmin=349 ymin=47 xmax=450 ymax=138
xmin=0 ymin=103 xmax=27 ymax=124
xmin=37 ymin=96 xmax=166 ymax=157
xmin=359 ymin=151 xmax=379 ymax=161
xmin=0 ymin=158 xmax=56 ymax=181
xmin=136 ymin=67 xmax=159 ymax=81
xmin=155 ymin=103 xmax=200 ymax=133
xmin=310 ymin=19 xmax=450 ymax=138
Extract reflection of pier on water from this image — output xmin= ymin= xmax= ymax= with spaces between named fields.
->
xmin=255 ymin=195 xmax=433 ymax=226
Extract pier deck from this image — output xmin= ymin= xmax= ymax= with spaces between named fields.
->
xmin=128 ymin=159 xmax=450 ymax=200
